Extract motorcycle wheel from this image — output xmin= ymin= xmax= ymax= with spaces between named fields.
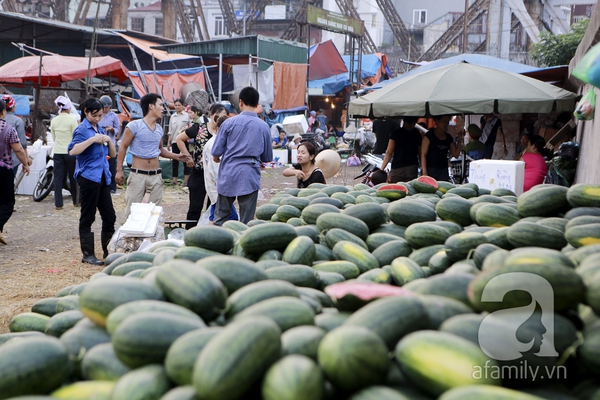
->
xmin=33 ymin=168 xmax=54 ymax=202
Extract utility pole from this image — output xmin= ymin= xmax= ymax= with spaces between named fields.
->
xmin=463 ymin=0 xmax=469 ymax=53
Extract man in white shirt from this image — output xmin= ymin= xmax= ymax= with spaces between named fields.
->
xmin=167 ymin=98 xmax=190 ymax=185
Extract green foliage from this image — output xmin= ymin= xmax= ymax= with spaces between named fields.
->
xmin=530 ymin=19 xmax=590 ymax=67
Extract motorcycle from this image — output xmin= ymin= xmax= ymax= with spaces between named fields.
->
xmin=33 ymin=152 xmax=71 ymax=202
xmin=353 ymin=154 xmax=385 ymax=185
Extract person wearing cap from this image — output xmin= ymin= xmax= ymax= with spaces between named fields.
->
xmin=308 ymin=110 xmax=317 ymax=132
xmin=0 ymin=98 xmax=30 ymax=245
xmin=2 ymin=95 xmax=28 ymax=176
xmin=167 ymin=98 xmax=190 ymax=186
xmin=289 ymin=134 xmax=302 ymax=149
xmin=463 ymin=124 xmax=487 ymax=160
xmin=212 ymin=86 xmax=272 ymax=225
xmin=50 ymin=96 xmax=79 ymax=209
xmin=99 ymin=95 xmax=121 ymax=194
xmin=116 ymin=93 xmax=191 ymax=219
xmin=272 ymin=126 xmax=288 ymax=148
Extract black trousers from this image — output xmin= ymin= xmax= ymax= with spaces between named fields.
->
xmin=0 ymin=167 xmax=15 ymax=232
xmin=185 ymin=168 xmax=207 ymax=229
xmin=77 ymin=175 xmax=116 ymax=236
xmin=214 ymin=191 xmax=258 ymax=226
xmin=171 ymin=143 xmax=191 ymax=180
xmin=108 ymin=154 xmax=117 ymax=191
xmin=54 ymin=153 xmax=77 ymax=207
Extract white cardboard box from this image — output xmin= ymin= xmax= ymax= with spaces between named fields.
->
xmin=468 ymin=160 xmax=525 ymax=196
xmin=272 ymin=149 xmax=288 ymax=164
xmin=282 ymin=115 xmax=308 ymax=135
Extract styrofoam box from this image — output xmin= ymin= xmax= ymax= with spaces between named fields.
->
xmin=16 ymin=169 xmax=41 ymax=196
xmin=468 ymin=160 xmax=525 ymax=196
xmin=272 ymin=149 xmax=288 ymax=164
xmin=282 ymin=115 xmax=309 ymax=135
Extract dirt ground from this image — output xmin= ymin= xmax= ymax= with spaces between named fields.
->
xmin=0 ymin=163 xmax=364 ymax=333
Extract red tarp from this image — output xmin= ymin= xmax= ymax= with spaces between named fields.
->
xmin=0 ymin=55 xmax=129 ymax=86
xmin=309 ymin=40 xmax=347 ymax=81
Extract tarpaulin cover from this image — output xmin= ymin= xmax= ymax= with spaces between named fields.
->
xmin=309 ymin=40 xmax=347 ymax=81
xmin=272 ymin=61 xmax=307 ymax=111
xmin=342 ymin=53 xmax=393 ymax=85
xmin=129 ymin=67 xmax=206 ymax=104
xmin=0 ymin=55 xmax=129 ymax=86
xmin=231 ymin=64 xmax=274 ymax=104
xmin=308 ymin=73 xmax=351 ymax=95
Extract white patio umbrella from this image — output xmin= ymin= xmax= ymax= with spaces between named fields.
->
xmin=348 ymin=61 xmax=577 ymax=118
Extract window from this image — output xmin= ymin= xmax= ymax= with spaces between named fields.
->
xmin=131 ymin=17 xmax=144 ymax=32
xmin=372 ymin=15 xmax=376 ymax=28
xmin=155 ymin=18 xmax=163 ymax=36
xmin=214 ymin=15 xmax=228 ymax=36
xmin=413 ymin=10 xmax=427 ymax=25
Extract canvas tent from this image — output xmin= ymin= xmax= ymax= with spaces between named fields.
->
xmin=308 ymin=40 xmax=347 ymax=81
xmin=0 ymin=55 xmax=129 ymax=86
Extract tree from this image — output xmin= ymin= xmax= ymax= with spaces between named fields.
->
xmin=530 ymin=19 xmax=590 ymax=67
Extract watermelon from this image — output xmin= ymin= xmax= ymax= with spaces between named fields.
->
xmin=262 ymin=355 xmax=324 ymax=400
xmin=318 ymin=326 xmax=389 ymax=391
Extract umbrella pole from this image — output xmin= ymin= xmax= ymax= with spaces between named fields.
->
xmin=33 ymin=54 xmax=43 ymax=143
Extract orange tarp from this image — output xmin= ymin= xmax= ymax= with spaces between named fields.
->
xmin=272 ymin=61 xmax=307 ymax=110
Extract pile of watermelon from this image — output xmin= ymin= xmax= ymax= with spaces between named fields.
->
xmin=2 ymin=177 xmax=600 ymax=400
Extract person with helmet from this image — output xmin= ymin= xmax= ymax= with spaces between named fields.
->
xmin=2 ymin=95 xmax=28 ymax=176
xmin=98 ymin=95 xmax=121 ymax=194
xmin=50 ymin=96 xmax=79 ymax=209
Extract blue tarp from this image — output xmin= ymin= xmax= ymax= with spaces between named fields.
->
xmin=308 ymin=73 xmax=351 ymax=95
xmin=14 ymin=95 xmax=30 ymax=116
xmin=342 ymin=54 xmax=393 ymax=80
xmin=368 ymin=54 xmax=538 ymax=91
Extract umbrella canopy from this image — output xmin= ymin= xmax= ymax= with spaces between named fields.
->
xmin=348 ymin=61 xmax=577 ymax=118
xmin=0 ymin=55 xmax=129 ymax=86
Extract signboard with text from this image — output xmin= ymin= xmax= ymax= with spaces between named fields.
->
xmin=306 ymin=4 xmax=363 ymax=36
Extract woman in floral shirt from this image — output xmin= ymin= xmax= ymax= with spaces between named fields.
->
xmin=176 ymin=109 xmax=211 ymax=229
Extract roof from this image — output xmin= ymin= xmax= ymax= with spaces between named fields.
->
xmin=154 ymin=35 xmax=308 ymax=65
xmin=368 ymin=54 xmax=552 ymax=91
xmin=309 ymin=40 xmax=347 ymax=80
xmin=129 ymin=1 xmax=161 ymax=12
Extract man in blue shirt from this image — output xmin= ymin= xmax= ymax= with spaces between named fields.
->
xmin=212 ymin=86 xmax=272 ymax=225
xmin=99 ymin=96 xmax=121 ymax=193
xmin=316 ymin=109 xmax=327 ymax=132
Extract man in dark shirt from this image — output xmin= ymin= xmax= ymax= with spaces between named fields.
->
xmin=480 ymin=114 xmax=507 ymax=159
xmin=372 ymin=117 xmax=399 ymax=155
xmin=380 ymin=116 xmax=422 ymax=182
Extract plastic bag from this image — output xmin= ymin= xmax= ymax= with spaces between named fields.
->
xmin=573 ymin=42 xmax=600 ymax=88
xmin=197 ymin=209 xmax=211 ymax=226
xmin=347 ymin=154 xmax=362 ymax=166
xmin=574 ymin=89 xmax=595 ymax=121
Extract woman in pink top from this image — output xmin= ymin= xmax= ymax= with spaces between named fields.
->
xmin=521 ymin=134 xmax=549 ymax=192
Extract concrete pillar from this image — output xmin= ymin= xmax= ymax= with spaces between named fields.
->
xmin=110 ymin=0 xmax=128 ymax=30
xmin=162 ymin=0 xmax=178 ymax=40
xmin=487 ymin=0 xmax=503 ymax=57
